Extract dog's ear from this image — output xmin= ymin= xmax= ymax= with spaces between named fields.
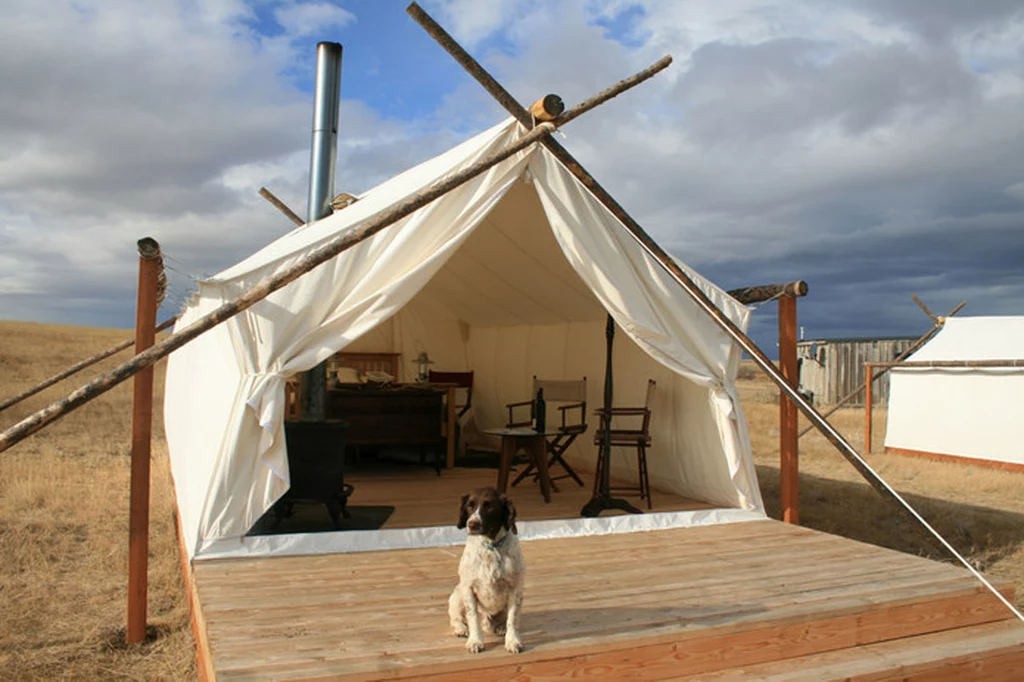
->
xmin=457 ymin=494 xmax=470 ymax=529
xmin=501 ymin=494 xmax=518 ymax=534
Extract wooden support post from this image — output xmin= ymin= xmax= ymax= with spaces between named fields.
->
xmin=778 ymin=294 xmax=799 ymax=524
xmin=864 ymin=363 xmax=873 ymax=455
xmin=126 ymin=237 xmax=161 ymax=644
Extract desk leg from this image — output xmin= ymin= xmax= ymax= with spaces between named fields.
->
xmin=446 ymin=385 xmax=457 ymax=469
xmin=497 ymin=437 xmax=512 ymax=493
xmin=533 ymin=436 xmax=552 ymax=503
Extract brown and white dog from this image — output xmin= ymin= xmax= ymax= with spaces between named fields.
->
xmin=448 ymin=487 xmax=525 ymax=653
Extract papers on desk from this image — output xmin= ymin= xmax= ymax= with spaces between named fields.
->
xmin=483 ymin=427 xmax=538 ymax=437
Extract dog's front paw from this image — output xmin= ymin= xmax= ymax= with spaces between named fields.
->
xmin=451 ymin=622 xmax=468 ymax=638
xmin=465 ymin=637 xmax=485 ymax=653
xmin=504 ymin=634 xmax=523 ymax=654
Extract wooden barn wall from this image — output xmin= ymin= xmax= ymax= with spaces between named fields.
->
xmin=797 ymin=339 xmax=916 ymax=406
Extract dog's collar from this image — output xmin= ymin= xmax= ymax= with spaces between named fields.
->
xmin=483 ymin=530 xmax=511 ymax=552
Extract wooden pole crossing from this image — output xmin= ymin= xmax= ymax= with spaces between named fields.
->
xmin=727 ymin=280 xmax=808 ymax=305
xmin=405 ymin=2 xmax=1024 ymax=620
xmin=408 ymin=0 xmax=909 ymax=505
xmin=0 ymin=317 xmax=177 ymax=414
xmin=727 ymin=280 xmax=810 ymax=523
xmin=126 ymin=237 xmax=161 ymax=644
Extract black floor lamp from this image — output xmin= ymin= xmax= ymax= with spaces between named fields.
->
xmin=581 ymin=314 xmax=643 ymax=517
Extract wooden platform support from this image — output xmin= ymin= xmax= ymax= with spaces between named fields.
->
xmin=727 ymin=280 xmax=809 ymax=524
xmin=126 ymin=237 xmax=163 ymax=644
xmin=779 ymin=293 xmax=799 ymax=524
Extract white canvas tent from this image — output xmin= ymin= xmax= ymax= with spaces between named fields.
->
xmin=885 ymin=316 xmax=1024 ymax=468
xmin=164 ymin=118 xmax=765 ymax=561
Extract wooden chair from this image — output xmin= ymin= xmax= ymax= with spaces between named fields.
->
xmin=428 ymin=370 xmax=474 ymax=456
xmin=593 ymin=379 xmax=656 ymax=509
xmin=506 ymin=377 xmax=588 ymax=489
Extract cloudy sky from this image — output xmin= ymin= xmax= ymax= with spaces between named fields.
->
xmin=2 ymin=0 xmax=1022 ymax=353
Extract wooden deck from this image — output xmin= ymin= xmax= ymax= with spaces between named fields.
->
xmin=188 ymin=499 xmax=1024 ymax=680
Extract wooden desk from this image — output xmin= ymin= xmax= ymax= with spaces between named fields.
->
xmin=483 ymin=428 xmax=552 ymax=503
xmin=327 ymin=387 xmax=445 ymax=466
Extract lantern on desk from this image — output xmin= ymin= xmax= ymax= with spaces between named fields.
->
xmin=412 ymin=351 xmax=434 ymax=383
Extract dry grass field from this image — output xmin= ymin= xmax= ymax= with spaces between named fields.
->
xmin=1 ymin=322 xmax=1022 ymax=680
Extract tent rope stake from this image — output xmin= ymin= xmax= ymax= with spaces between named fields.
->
xmin=407 ymin=0 xmax=1024 ymax=622
xmin=0 ymin=52 xmax=673 ymax=454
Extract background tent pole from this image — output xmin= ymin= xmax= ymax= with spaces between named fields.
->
xmin=864 ymin=362 xmax=874 ymax=454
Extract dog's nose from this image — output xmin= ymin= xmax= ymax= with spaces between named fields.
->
xmin=467 ymin=519 xmax=482 ymax=533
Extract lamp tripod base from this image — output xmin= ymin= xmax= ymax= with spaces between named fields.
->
xmin=580 ymin=493 xmax=643 ymax=517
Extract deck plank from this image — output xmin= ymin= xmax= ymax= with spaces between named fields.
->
xmin=685 ymin=619 xmax=1024 ymax=681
